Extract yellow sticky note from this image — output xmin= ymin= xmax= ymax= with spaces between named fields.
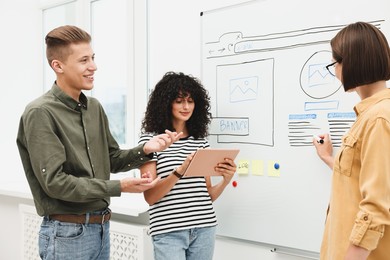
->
xmin=237 ymin=160 xmax=249 ymax=175
xmin=268 ymin=161 xmax=281 ymax=177
xmin=251 ymin=160 xmax=263 ymax=176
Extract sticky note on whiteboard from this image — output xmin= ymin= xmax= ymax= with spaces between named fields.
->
xmin=252 ymin=160 xmax=264 ymax=176
xmin=237 ymin=160 xmax=249 ymax=175
xmin=268 ymin=160 xmax=280 ymax=177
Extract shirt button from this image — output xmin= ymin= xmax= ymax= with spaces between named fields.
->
xmin=138 ymin=151 xmax=141 ymax=154
xmin=42 ymin=168 xmax=46 ymax=173
xmin=127 ymin=164 xmax=131 ymax=167
xmin=141 ymin=158 xmax=144 ymax=161
xmin=363 ymin=216 xmax=368 ymax=221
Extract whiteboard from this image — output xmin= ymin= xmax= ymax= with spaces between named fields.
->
xmin=201 ymin=0 xmax=390 ymax=253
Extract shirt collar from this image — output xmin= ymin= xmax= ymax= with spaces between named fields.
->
xmin=50 ymin=82 xmax=88 ymax=111
xmin=354 ymin=88 xmax=390 ymax=116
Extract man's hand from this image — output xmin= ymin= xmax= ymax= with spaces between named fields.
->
xmin=143 ymin=130 xmax=183 ymax=154
xmin=120 ymin=176 xmax=161 ymax=193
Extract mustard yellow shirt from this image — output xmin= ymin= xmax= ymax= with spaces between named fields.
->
xmin=321 ymin=89 xmax=390 ymax=259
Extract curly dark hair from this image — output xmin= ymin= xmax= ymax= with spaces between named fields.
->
xmin=141 ymin=71 xmax=211 ymax=139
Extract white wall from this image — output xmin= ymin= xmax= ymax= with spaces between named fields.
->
xmin=0 ymin=0 xmax=42 ymax=181
xmin=0 ymin=1 xmax=41 ymax=258
xmin=148 ymin=0 xmax=246 ymax=85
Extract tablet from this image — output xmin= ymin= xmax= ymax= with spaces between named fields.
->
xmin=183 ymin=148 xmax=240 ymax=177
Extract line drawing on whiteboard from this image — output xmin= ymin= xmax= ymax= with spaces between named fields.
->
xmin=288 ymin=114 xmax=321 ymax=146
xmin=304 ymin=100 xmax=339 ymax=111
xmin=213 ymin=58 xmax=274 ymax=146
xmin=300 ymin=50 xmax=342 ymax=99
xmin=204 ymin=20 xmax=384 ymax=58
xmin=204 ymin=21 xmax=383 ymax=148
xmin=229 ymin=76 xmax=258 ymax=103
xmin=307 ymin=63 xmax=334 ymax=87
xmin=327 ymin=112 xmax=356 ymax=147
xmin=209 ymin=117 xmax=249 ymax=136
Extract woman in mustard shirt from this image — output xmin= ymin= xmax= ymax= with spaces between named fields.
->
xmin=313 ymin=22 xmax=390 ymax=259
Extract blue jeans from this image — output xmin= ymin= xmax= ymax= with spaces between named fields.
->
xmin=152 ymin=226 xmax=217 ymax=260
xmin=38 ymin=212 xmax=110 ymax=260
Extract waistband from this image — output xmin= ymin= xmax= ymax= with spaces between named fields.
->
xmin=48 ymin=208 xmax=111 ymax=224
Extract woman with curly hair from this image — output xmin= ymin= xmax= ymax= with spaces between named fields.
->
xmin=138 ymin=71 xmax=237 ymax=260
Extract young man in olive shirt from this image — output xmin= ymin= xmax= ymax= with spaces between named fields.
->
xmin=16 ymin=25 xmax=181 ymax=260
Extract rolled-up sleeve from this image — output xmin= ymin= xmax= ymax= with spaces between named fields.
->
xmin=350 ymin=211 xmax=384 ymax=250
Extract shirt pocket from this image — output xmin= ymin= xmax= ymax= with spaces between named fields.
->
xmin=335 ymin=134 xmax=357 ymax=177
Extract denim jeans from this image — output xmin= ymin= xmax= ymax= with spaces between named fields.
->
xmin=152 ymin=226 xmax=217 ymax=260
xmin=38 ymin=212 xmax=110 ymax=260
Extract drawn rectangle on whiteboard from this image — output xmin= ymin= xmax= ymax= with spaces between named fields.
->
xmin=209 ymin=117 xmax=249 ymax=135
xmin=235 ymin=29 xmax=333 ymax=54
xmin=216 ymin=58 xmax=274 ymax=146
xmin=304 ymin=100 xmax=339 ymax=111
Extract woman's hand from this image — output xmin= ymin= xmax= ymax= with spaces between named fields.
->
xmin=206 ymin=157 xmax=237 ymax=201
xmin=215 ymin=158 xmax=237 ymax=183
xmin=175 ymin=152 xmax=196 ymax=175
xmin=313 ymin=133 xmax=334 ymax=169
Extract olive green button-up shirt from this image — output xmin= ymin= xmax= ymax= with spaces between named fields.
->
xmin=321 ymin=89 xmax=390 ymax=259
xmin=17 ymin=84 xmax=152 ymax=216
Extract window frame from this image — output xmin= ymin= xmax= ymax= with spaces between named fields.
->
xmin=40 ymin=0 xmax=149 ymax=147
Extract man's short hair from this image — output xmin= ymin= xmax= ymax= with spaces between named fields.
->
xmin=45 ymin=25 xmax=91 ymax=65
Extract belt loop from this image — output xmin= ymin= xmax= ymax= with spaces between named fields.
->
xmin=101 ymin=214 xmax=105 ymax=225
xmin=85 ymin=212 xmax=90 ymax=225
xmin=101 ymin=208 xmax=111 ymax=225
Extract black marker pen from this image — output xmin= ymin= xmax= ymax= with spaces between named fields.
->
xmin=313 ymin=135 xmax=324 ymax=144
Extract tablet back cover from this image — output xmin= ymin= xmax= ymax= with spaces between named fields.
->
xmin=184 ymin=149 xmax=239 ymax=177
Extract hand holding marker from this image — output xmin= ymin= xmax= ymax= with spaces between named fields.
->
xmin=313 ymin=135 xmax=324 ymax=144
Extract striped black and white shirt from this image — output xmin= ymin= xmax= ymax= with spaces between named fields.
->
xmin=139 ymin=134 xmax=218 ymax=236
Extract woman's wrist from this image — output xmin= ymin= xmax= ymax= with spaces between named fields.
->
xmin=172 ymin=168 xmax=184 ymax=179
